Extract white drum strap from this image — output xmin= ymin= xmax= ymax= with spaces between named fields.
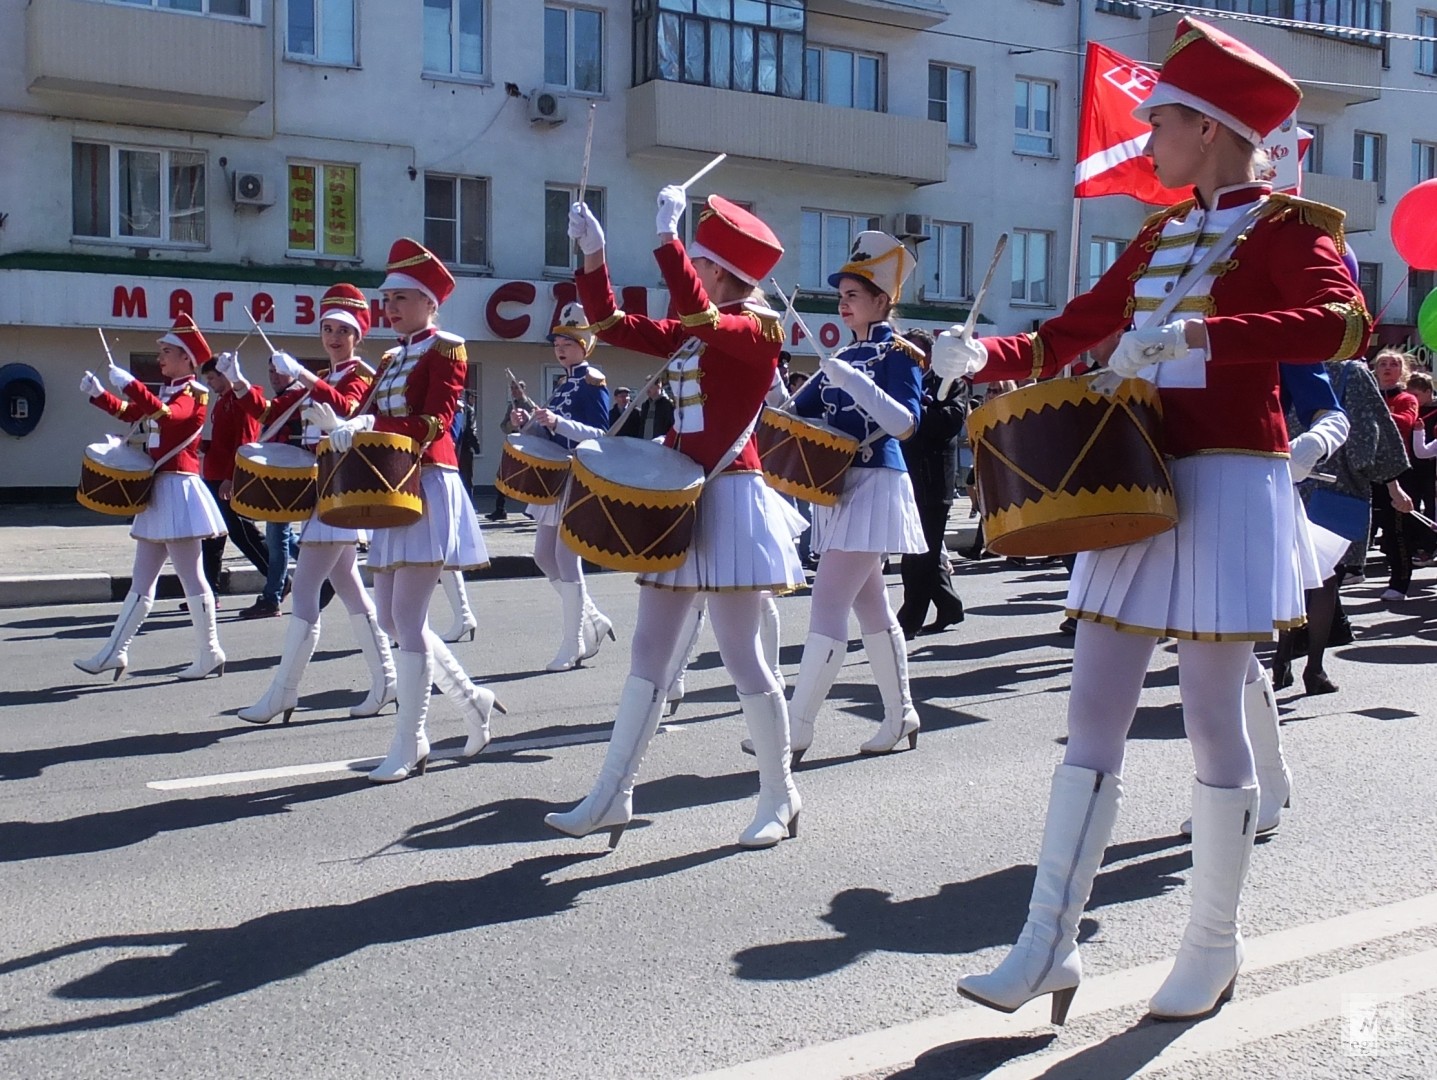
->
xmin=706 ymin=410 xmax=761 ymax=483
xmin=148 ymin=427 xmax=202 ymax=475
xmin=258 ymin=387 xmax=314 ymax=444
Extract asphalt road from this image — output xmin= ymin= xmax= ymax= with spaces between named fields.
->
xmin=2 ymin=563 xmax=1435 ymax=1079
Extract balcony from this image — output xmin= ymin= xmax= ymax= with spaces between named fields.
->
xmin=26 ymin=0 xmax=269 ymax=122
xmin=1148 ymin=10 xmax=1383 ymax=108
xmin=1301 ymin=172 xmax=1379 ymax=233
xmin=806 ymin=0 xmax=950 ymax=31
xmin=627 ymin=80 xmax=948 ymax=186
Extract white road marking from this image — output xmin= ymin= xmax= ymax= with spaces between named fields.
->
xmin=683 ymin=892 xmax=1437 ymax=1080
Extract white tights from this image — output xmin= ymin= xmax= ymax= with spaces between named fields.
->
xmin=533 ymin=523 xmax=582 ymax=584
xmin=1064 ymin=620 xmax=1256 ymax=788
xmin=629 ymin=587 xmax=776 ymax=695
xmin=371 ymin=565 xmax=439 ymax=654
xmin=808 ymin=549 xmax=894 ymax=640
xmin=290 ymin=543 xmax=374 ymax=624
xmin=131 ymin=539 xmax=207 ymax=600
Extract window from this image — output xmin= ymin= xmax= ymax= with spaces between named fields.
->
xmin=287 ymin=0 xmax=356 ymax=65
xmin=1353 ymin=131 xmax=1384 ymax=195
xmin=928 ymin=63 xmax=973 ymax=145
xmin=1014 ymin=77 xmax=1055 ymax=156
xmin=424 ymin=0 xmax=485 ymax=78
xmin=1011 ymin=229 xmax=1052 ymax=306
xmin=919 ymin=221 xmax=971 ymax=301
xmin=1410 ymin=270 xmax=1436 ymax=324
xmin=105 ymin=0 xmax=254 ymax=16
xmin=71 ymin=142 xmax=206 ymax=246
xmin=798 ymin=209 xmax=882 ymax=291
xmin=545 ymin=185 xmax=604 ymax=272
xmin=545 ymin=5 xmax=604 ymax=93
xmin=1088 ymin=237 xmax=1124 ymax=289
xmin=1095 ymin=0 xmax=1140 ymax=14
xmin=287 ymin=161 xmax=358 ymax=257
xmin=1299 ymin=120 xmax=1324 ymax=175
xmin=1356 ymin=262 xmax=1381 ymax=315
xmin=634 ymin=0 xmax=805 ymax=99
xmin=1419 ymin=12 xmax=1437 ymax=75
xmin=804 ymin=45 xmax=883 ymax=111
xmin=1415 ymin=141 xmax=1437 ymax=185
xmin=425 ymin=174 xmax=490 ymax=269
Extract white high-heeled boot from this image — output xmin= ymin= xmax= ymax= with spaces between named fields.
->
xmin=580 ymin=588 xmax=616 ymax=660
xmin=759 ymin=594 xmax=785 ymax=692
xmin=958 ymin=766 xmax=1123 ymax=1025
xmin=1149 ymin=780 xmax=1259 ymax=1020
xmin=429 ymin=633 xmax=505 ymax=757
xmin=438 ymin=570 xmax=477 ymax=642
xmin=665 ymin=599 xmax=706 ymax=716
xmin=348 ymin=610 xmax=397 ymax=718
xmin=238 ymin=616 xmax=319 ymax=724
xmin=370 ymin=649 xmax=432 ymax=783
xmin=1179 ymin=674 xmax=1289 ymax=837
xmin=859 ymin=626 xmax=921 ymax=754
xmin=74 ymin=591 xmax=152 ymax=679
xmin=547 ymin=579 xmax=587 ymax=672
xmin=737 ymin=689 xmax=801 ymax=848
xmin=544 ymin=676 xmax=665 ymax=848
xmin=177 ymin=592 xmax=226 ymax=680
xmin=741 ymin=632 xmax=845 ymax=763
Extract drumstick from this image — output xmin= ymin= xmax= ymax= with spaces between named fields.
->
xmin=607 ymin=361 xmax=669 ymax=436
xmin=577 ymin=101 xmax=598 ymax=207
xmin=96 ymin=327 xmax=118 ymax=369
xmin=939 ymin=232 xmax=1009 ymax=400
xmin=1409 ymin=509 xmax=1437 ymax=534
xmin=770 ymin=282 xmax=817 ymax=412
xmin=679 ymin=153 xmax=726 ymax=193
xmin=243 ymin=306 xmax=279 ymax=356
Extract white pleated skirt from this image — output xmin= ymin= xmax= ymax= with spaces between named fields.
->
xmin=299 ymin=507 xmax=363 ymax=545
xmin=131 ymin=472 xmax=226 ymax=543
xmin=367 ymin=466 xmax=489 ymax=571
xmin=1067 ymin=454 xmax=1309 ymax=642
xmin=638 ymin=471 xmax=808 ymax=593
xmin=812 ymin=465 xmax=927 ymax=556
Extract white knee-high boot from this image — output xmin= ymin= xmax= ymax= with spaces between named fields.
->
xmin=1179 ymin=674 xmax=1289 ymax=837
xmin=544 ymin=676 xmax=665 ymax=848
xmin=429 ymin=633 xmax=505 ymax=757
xmin=666 ymin=600 xmax=707 ymax=716
xmin=177 ymin=593 xmax=225 ymax=680
xmin=742 ymin=632 xmax=846 ymax=763
xmin=759 ymin=594 xmax=785 ymax=692
xmin=239 ymin=616 xmax=320 ymax=724
xmin=348 ymin=610 xmax=397 ymax=718
xmin=580 ymin=587 xmax=615 ymax=660
xmin=547 ymin=579 xmax=587 ymax=672
xmin=958 ymin=766 xmax=1123 ymax=1025
xmin=75 ymin=591 xmax=152 ymax=679
xmin=438 ymin=570 xmax=476 ymax=642
xmin=370 ymin=649 xmax=432 ymax=783
xmin=860 ymin=626 xmax=921 ymax=754
xmin=1148 ymin=780 xmax=1259 ymax=1020
xmin=737 ymin=689 xmax=801 ymax=848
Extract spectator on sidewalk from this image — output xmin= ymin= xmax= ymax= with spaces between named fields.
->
xmin=607 ymin=386 xmax=631 ymax=428
xmin=1406 ymin=370 xmax=1437 ymax=564
xmin=490 ymin=379 xmax=536 ymax=521
xmin=618 ymin=381 xmax=675 ymax=440
xmin=1372 ymin=348 xmax=1420 ymax=600
xmin=198 ymin=353 xmax=269 ymax=596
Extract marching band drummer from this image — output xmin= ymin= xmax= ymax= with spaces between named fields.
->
xmin=746 ymin=231 xmax=927 ymax=765
xmin=76 ymin=314 xmax=227 ymax=682
xmin=509 ymin=302 xmax=617 ymax=672
xmin=234 ymin=284 xmax=398 ymax=725
xmin=305 ymin=240 xmax=503 ymax=783
xmin=543 ymin=188 xmax=807 ymax=849
xmin=933 ymin=17 xmax=1371 ymax=1023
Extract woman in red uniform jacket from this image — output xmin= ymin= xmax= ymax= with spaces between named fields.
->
xmin=76 ymin=314 xmax=228 ymax=681
xmin=934 ymin=18 xmax=1372 ymax=1022
xmin=307 ymin=241 xmax=501 ymax=783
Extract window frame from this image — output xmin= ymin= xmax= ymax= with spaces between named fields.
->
xmin=1418 ymin=11 xmax=1437 ymax=76
xmin=423 ymin=0 xmax=487 ymax=81
xmin=1014 ymin=76 xmax=1057 ymax=158
xmin=71 ymin=140 xmax=208 ymax=249
xmin=1353 ymin=130 xmax=1385 ymax=197
xmin=798 ymin=208 xmax=884 ymax=292
xmin=1088 ymin=236 xmax=1125 ymax=290
xmin=95 ymin=0 xmax=258 ymax=20
xmin=927 ymin=62 xmax=974 ymax=147
xmin=919 ymin=220 xmax=973 ymax=302
xmin=285 ymin=0 xmax=357 ymax=67
xmin=285 ymin=159 xmax=360 ymax=260
xmin=544 ymin=3 xmax=605 ymax=95
xmin=1299 ymin=119 xmax=1324 ymax=175
xmin=633 ymin=0 xmax=806 ymax=100
xmin=1414 ymin=140 xmax=1437 ymax=185
xmin=423 ymin=173 xmax=492 ymax=272
xmin=804 ymin=43 xmax=886 ymax=112
xmin=1356 ymin=261 xmax=1382 ymax=317
xmin=1011 ymin=228 xmax=1054 ymax=308
xmin=544 ymin=183 xmax=605 ymax=275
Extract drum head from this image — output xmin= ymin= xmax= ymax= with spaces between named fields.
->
xmin=238 ymin=443 xmax=317 ymax=469
xmin=508 ymin=433 xmax=572 ymax=463
xmin=84 ymin=441 xmax=153 ymax=472
xmin=573 ymin=437 xmax=704 ymax=492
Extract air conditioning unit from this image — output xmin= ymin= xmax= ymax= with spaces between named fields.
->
xmin=231 ymin=171 xmax=274 ymax=208
xmin=528 ymin=90 xmax=568 ymax=125
xmin=891 ymin=213 xmax=928 ymax=240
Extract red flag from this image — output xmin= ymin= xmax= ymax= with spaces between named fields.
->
xmin=1075 ymin=42 xmax=1188 ymax=206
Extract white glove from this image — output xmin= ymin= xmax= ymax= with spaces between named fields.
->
xmin=1108 ymin=320 xmax=1193 ymax=380
xmin=568 ymin=202 xmax=606 ymax=256
xmin=327 ymin=413 xmax=375 ymax=453
xmin=270 ymin=350 xmax=306 ymax=381
xmin=819 ymin=354 xmax=861 ymax=391
xmin=931 ymin=329 xmax=988 ymax=382
xmin=216 ymin=351 xmax=244 ymax=384
xmin=1288 ymin=431 xmax=1326 ymax=482
xmin=106 ymin=362 xmax=135 ymax=391
xmin=302 ymin=402 xmax=341 ymax=434
xmin=79 ymin=371 xmax=104 ymax=397
xmin=830 ymin=363 xmax=917 ymax=439
xmin=656 ymin=184 xmax=686 ymax=236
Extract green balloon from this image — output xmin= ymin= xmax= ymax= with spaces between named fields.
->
xmin=1422 ymin=287 xmax=1437 ymax=351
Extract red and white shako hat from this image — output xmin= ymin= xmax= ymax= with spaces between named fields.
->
xmin=157 ymin=313 xmax=212 ymax=367
xmin=688 ymin=196 xmax=784 ymax=287
xmin=380 ymin=238 xmax=456 ymax=307
xmin=319 ymin=282 xmax=372 ymax=339
xmin=1135 ymin=16 xmax=1301 ymax=145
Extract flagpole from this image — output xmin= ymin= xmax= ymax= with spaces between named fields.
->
xmin=1066 ymin=195 xmax=1082 ymax=307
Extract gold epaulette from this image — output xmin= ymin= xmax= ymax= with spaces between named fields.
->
xmin=432 ymin=333 xmax=467 ymax=362
xmin=1261 ymin=193 xmax=1347 ymax=254
xmin=888 ymin=334 xmax=925 ymax=364
xmin=351 ymin=358 xmax=376 ymax=377
xmin=1138 ymin=199 xmax=1195 ymax=237
xmin=187 ymin=382 xmax=208 ymax=400
xmin=585 ymin=366 xmax=607 ymax=386
xmin=742 ymin=302 xmax=785 ymax=344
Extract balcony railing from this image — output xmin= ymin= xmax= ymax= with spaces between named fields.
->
xmin=1167 ymin=1 xmax=1390 ymax=61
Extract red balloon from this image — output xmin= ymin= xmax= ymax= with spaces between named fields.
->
xmin=1392 ymin=180 xmax=1437 ymax=270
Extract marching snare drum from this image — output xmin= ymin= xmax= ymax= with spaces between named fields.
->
xmin=316 ymin=431 xmax=423 ymax=529
xmin=231 ymin=443 xmax=318 ymax=523
xmin=495 ymin=433 xmax=572 ymax=505
xmin=560 ymin=438 xmax=705 ymax=573
xmin=77 ymin=441 xmax=154 ymax=516
xmin=969 ymin=373 xmax=1177 ymax=557
xmin=754 ymin=406 xmax=859 ymax=507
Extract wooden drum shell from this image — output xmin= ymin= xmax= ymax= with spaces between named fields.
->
xmin=231 ymin=443 xmax=319 ymax=523
xmin=754 ymin=406 xmax=858 ymax=508
xmin=77 ymin=443 xmax=153 ymax=516
xmin=316 ymin=431 xmax=423 ymax=529
xmin=495 ymin=433 xmax=571 ymax=506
